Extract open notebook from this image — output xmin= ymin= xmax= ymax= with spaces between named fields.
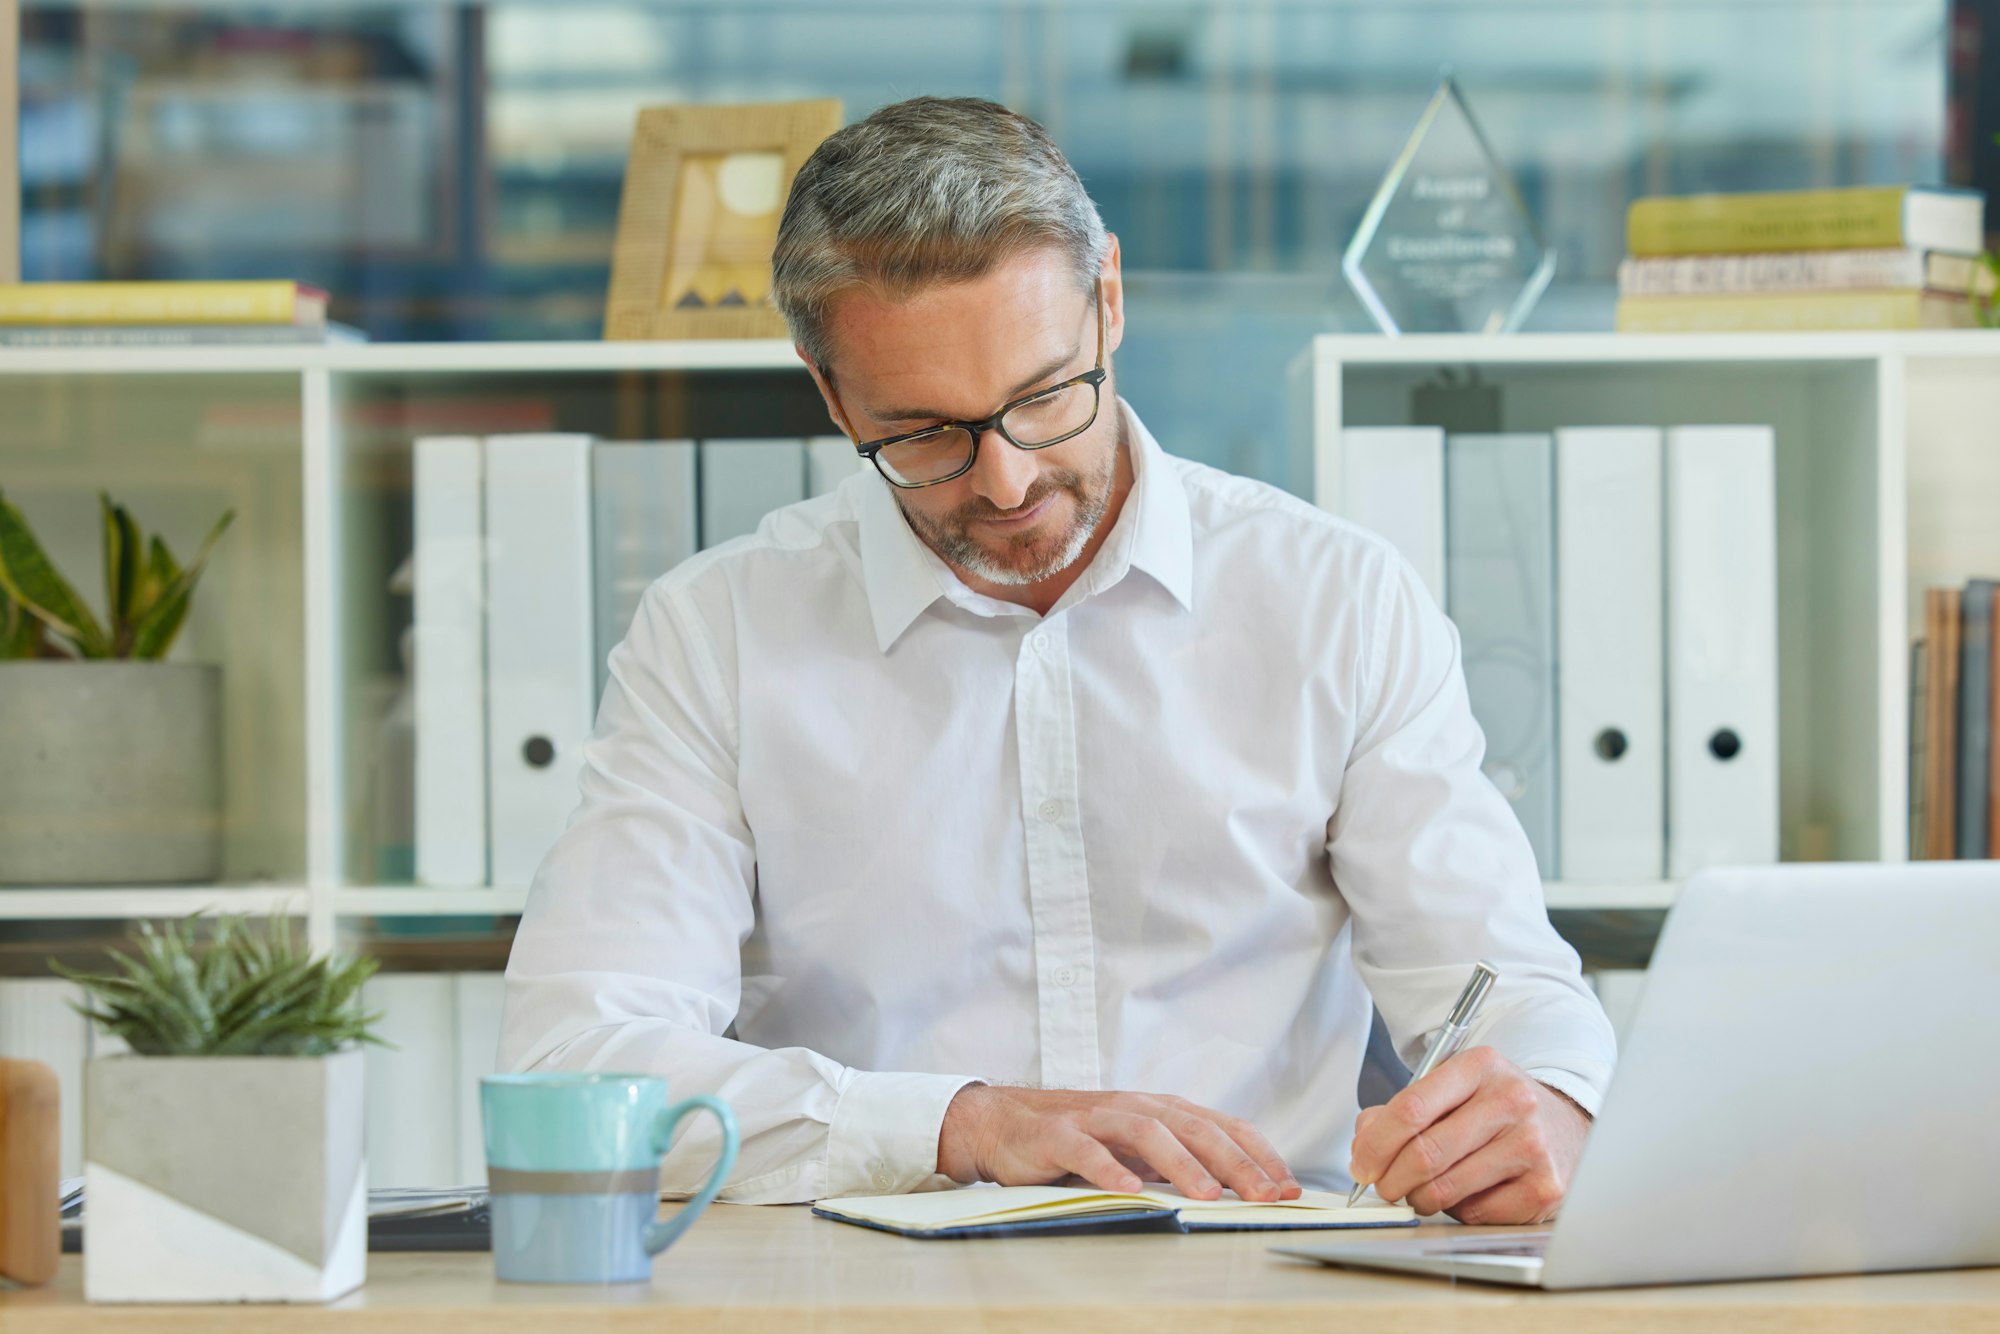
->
xmin=812 ymin=1184 xmax=1419 ymax=1238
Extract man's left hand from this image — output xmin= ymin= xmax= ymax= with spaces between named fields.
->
xmin=1347 ymin=1046 xmax=1590 ymax=1224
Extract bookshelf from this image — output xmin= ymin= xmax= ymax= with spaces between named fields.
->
xmin=0 ymin=340 xmax=813 ymax=954
xmin=1293 ymin=329 xmax=2000 ymax=908
xmin=6 ymin=332 xmax=1996 ymax=950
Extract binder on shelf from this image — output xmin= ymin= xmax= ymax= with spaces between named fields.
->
xmin=1338 ymin=427 xmax=1446 ymax=606
xmin=700 ymin=438 xmax=809 ymax=549
xmin=1447 ymin=433 xmax=1558 ymax=876
xmin=592 ymin=440 xmax=698 ymax=701
xmin=451 ymin=973 xmax=507 ymax=1188
xmin=364 ymin=972 xmax=508 ymax=1191
xmin=412 ymin=436 xmax=489 ymax=889
xmin=1556 ymin=428 xmax=1665 ymax=881
xmin=1957 ymin=578 xmax=1996 ymax=860
xmin=362 ymin=974 xmax=458 ymax=1189
xmin=484 ymin=434 xmax=597 ymax=892
xmin=807 ymin=434 xmax=866 ymax=497
xmin=1664 ymin=425 xmax=1779 ymax=877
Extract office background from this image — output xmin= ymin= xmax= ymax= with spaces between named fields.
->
xmin=4 ymin=0 xmax=1999 ymax=1192
xmin=14 ymin=0 xmax=1991 ymax=497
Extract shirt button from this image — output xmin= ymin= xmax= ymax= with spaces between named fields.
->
xmin=873 ymin=1171 xmax=892 ymax=1190
xmin=1053 ymin=967 xmax=1077 ymax=987
xmin=1031 ymin=632 xmax=1051 ymax=654
xmin=1037 ymin=798 xmax=1063 ymax=823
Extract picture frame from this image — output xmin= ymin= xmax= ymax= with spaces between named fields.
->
xmin=604 ymin=98 xmax=842 ymax=341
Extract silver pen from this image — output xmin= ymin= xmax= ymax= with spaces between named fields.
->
xmin=1347 ymin=960 xmax=1500 ymax=1207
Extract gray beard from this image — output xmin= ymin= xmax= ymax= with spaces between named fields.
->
xmin=899 ymin=416 xmax=1122 ymax=588
xmin=948 ymin=492 xmax=1101 ymax=586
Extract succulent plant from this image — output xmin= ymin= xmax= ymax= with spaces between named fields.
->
xmin=0 ymin=489 xmax=234 ymax=661
xmin=53 ymin=913 xmax=384 ymax=1057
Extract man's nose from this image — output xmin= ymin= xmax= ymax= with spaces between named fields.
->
xmin=965 ymin=427 xmax=1038 ymax=512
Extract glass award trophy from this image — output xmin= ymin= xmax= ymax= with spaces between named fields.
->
xmin=1343 ymin=72 xmax=1555 ymax=335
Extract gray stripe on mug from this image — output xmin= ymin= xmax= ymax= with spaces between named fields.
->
xmin=487 ymin=1166 xmax=661 ymax=1196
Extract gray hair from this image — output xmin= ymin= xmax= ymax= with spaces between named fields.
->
xmin=771 ymin=96 xmax=1110 ymax=377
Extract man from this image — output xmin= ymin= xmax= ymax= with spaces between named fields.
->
xmin=499 ymin=96 xmax=1613 ymax=1224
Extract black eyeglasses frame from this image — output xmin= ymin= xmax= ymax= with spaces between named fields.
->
xmin=844 ymin=281 xmax=1108 ymax=491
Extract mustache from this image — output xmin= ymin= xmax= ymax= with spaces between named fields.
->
xmin=950 ymin=476 xmax=1077 ymax=525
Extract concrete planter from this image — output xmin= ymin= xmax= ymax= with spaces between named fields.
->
xmin=83 ymin=1049 xmax=366 ymax=1303
xmin=0 ymin=661 xmax=222 ymax=884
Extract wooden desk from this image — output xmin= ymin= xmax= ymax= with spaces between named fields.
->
xmin=5 ymin=1201 xmax=1999 ymax=1331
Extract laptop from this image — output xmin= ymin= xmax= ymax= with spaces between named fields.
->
xmin=1274 ymin=862 xmax=2000 ymax=1288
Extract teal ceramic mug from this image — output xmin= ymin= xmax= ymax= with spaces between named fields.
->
xmin=480 ymin=1072 xmax=739 ymax=1283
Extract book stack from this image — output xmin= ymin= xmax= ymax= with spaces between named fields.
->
xmin=0 ymin=280 xmax=363 ymax=346
xmin=1615 ymin=185 xmax=1992 ymax=333
xmin=1911 ymin=579 xmax=2000 ymax=860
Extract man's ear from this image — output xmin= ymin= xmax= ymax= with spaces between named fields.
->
xmin=797 ymin=345 xmax=858 ymax=443
xmin=1099 ymin=233 xmax=1127 ymax=358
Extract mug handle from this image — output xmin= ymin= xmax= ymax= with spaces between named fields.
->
xmin=642 ymin=1094 xmax=740 ymax=1257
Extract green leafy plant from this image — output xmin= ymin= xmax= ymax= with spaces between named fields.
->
xmin=53 ymin=912 xmax=385 ymax=1057
xmin=0 ymin=489 xmax=234 ymax=661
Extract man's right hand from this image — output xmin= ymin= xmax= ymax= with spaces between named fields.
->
xmin=935 ymin=1084 xmax=1301 ymax=1202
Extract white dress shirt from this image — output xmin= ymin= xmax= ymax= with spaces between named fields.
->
xmin=498 ymin=401 xmax=1616 ymax=1204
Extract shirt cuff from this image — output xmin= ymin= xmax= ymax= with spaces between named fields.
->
xmin=825 ymin=1070 xmax=985 ymax=1197
xmin=1526 ymin=1067 xmax=1602 ymax=1119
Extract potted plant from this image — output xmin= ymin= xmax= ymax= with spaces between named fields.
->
xmin=0 ymin=490 xmax=234 ymax=884
xmin=55 ymin=912 xmax=382 ymax=1303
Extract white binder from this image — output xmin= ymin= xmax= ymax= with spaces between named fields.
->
xmin=700 ymin=438 xmax=809 ymax=548
xmin=412 ymin=435 xmax=488 ymax=888
xmin=362 ymin=974 xmax=458 ymax=1188
xmin=484 ymin=434 xmax=597 ymax=891
xmin=592 ymin=440 xmax=697 ymax=700
xmin=362 ymin=972 xmax=508 ymax=1189
xmin=452 ymin=972 xmax=507 ymax=1187
xmin=807 ymin=434 xmax=866 ymax=497
xmin=1557 ymin=427 xmax=1665 ymax=881
xmin=1447 ymin=433 xmax=1558 ymax=877
xmin=1664 ymin=425 xmax=1779 ymax=876
xmin=1339 ymin=427 xmax=1447 ymax=605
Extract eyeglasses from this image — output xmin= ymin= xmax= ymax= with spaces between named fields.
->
xmin=845 ymin=281 xmax=1108 ymax=490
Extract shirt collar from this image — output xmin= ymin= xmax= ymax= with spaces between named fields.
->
xmin=857 ymin=398 xmax=1195 ymax=653
xmin=1113 ymin=403 xmax=1196 ymax=615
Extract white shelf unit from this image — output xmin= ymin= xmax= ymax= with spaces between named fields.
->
xmin=8 ymin=332 xmax=1995 ymax=946
xmin=0 ymin=340 xmax=808 ymax=950
xmin=1294 ymin=330 xmax=2000 ymax=909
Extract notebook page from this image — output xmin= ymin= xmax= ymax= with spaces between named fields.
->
xmin=815 ymin=1184 xmax=1160 ymax=1231
xmin=1141 ymin=1187 xmax=1418 ymax=1227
